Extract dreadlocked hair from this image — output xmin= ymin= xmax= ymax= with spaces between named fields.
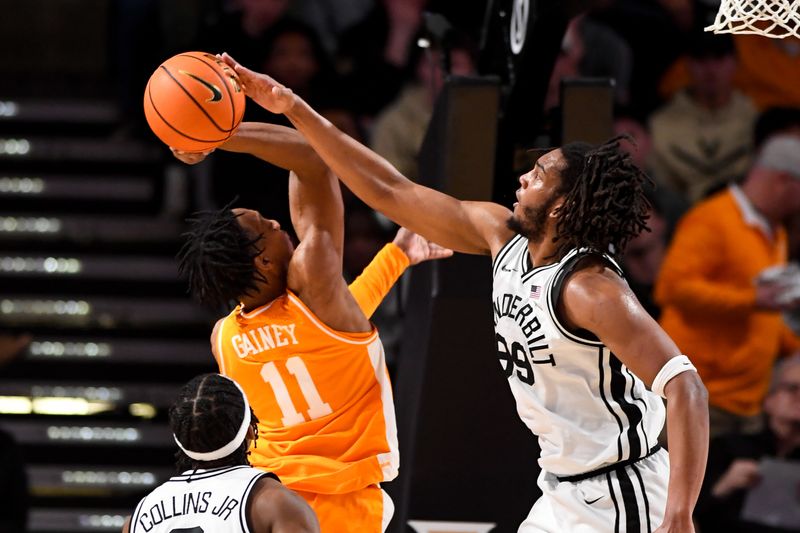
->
xmin=176 ymin=202 xmax=267 ymax=310
xmin=551 ymin=135 xmax=653 ymax=260
xmin=169 ymin=373 xmax=259 ymax=473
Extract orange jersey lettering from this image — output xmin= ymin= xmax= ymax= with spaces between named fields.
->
xmin=214 ymin=290 xmax=398 ymax=494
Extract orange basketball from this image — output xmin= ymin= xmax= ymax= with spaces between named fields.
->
xmin=143 ymin=51 xmax=246 ymax=152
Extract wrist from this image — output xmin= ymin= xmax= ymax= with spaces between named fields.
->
xmin=663 ymin=503 xmax=694 ymax=518
xmin=385 ymin=242 xmax=411 ymax=267
xmin=283 ymin=93 xmax=299 ymax=115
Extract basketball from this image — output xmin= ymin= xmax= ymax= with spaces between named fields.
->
xmin=143 ymin=51 xmax=246 ymax=152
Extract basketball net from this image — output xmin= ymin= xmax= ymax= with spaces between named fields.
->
xmin=705 ymin=0 xmax=800 ymax=39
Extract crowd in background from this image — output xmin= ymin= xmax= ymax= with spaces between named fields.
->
xmin=112 ymin=0 xmax=800 ymax=531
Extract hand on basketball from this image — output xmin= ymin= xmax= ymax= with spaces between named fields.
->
xmin=393 ymin=227 xmax=453 ymax=266
xmin=170 ymin=147 xmax=214 ymax=165
xmin=219 ymin=53 xmax=296 ymax=114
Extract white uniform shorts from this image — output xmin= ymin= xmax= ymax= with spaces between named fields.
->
xmin=519 ymin=448 xmax=670 ymax=533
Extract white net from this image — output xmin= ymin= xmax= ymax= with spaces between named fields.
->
xmin=705 ymin=0 xmax=800 ymax=38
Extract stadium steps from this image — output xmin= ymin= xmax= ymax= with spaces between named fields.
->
xmin=0 ymin=99 xmax=216 ymax=532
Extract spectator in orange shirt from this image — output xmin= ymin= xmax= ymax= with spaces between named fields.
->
xmin=655 ymin=134 xmax=800 ymax=438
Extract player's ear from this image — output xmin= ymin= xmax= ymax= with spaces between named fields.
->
xmin=252 ymin=254 xmax=272 ymax=282
xmin=549 ymin=198 xmax=565 ymax=218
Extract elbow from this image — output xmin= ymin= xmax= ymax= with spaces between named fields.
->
xmin=665 ymin=371 xmax=708 ymax=407
xmin=686 ymin=371 xmax=709 ymax=405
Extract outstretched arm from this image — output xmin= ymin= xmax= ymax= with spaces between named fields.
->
xmin=220 ymin=122 xmax=343 ymax=249
xmin=563 ymin=266 xmax=708 ymax=533
xmin=173 ymin=123 xmax=368 ymax=333
xmin=349 ymin=227 xmax=453 ymax=318
xmin=221 ymin=53 xmax=514 ymax=257
xmin=172 ymin=123 xmax=339 ymax=247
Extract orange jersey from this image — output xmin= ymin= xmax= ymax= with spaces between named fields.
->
xmin=214 ymin=290 xmax=399 ymax=495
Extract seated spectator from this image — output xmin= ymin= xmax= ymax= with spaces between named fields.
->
xmin=204 ymin=0 xmax=291 ymax=69
xmin=543 ymin=14 xmax=633 ymax=112
xmin=259 ymin=18 xmax=339 ymax=108
xmin=655 ymin=134 xmax=800 ymax=439
xmin=337 ymin=0 xmax=428 ymax=116
xmin=211 ymin=18 xmax=357 ymax=223
xmin=695 ymin=355 xmax=800 ymax=533
xmin=586 ymin=0 xmax=692 ymax=116
xmin=614 ymin=111 xmax=689 ymax=231
xmin=371 ymin=37 xmax=476 ymax=180
xmin=650 ymin=31 xmax=756 ymax=204
xmin=288 ymin=0 xmax=373 ymax=54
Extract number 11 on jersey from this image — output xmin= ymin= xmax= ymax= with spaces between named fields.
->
xmin=260 ymin=356 xmax=332 ymax=426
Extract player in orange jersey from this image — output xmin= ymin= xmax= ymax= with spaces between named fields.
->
xmin=173 ymin=122 xmax=451 ymax=532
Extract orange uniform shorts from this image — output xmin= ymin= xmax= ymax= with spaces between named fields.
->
xmin=294 ymin=485 xmax=393 ymax=533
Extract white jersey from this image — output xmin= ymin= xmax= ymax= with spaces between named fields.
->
xmin=492 ymin=236 xmax=665 ymax=476
xmin=129 ymin=465 xmax=271 ymax=533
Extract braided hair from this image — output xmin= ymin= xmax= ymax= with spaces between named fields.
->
xmin=550 ymin=135 xmax=653 ymax=259
xmin=176 ymin=203 xmax=267 ymax=310
xmin=169 ymin=373 xmax=259 ymax=473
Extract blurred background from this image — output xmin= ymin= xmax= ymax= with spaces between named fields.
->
xmin=0 ymin=0 xmax=799 ymax=532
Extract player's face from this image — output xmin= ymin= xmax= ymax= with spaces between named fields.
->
xmin=233 ymin=208 xmax=294 ymax=279
xmin=507 ymin=149 xmax=564 ymax=240
xmin=764 ymin=363 xmax=800 ymax=436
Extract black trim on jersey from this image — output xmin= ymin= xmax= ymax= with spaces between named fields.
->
xmin=556 ymin=444 xmax=661 ymax=482
xmin=598 ymin=347 xmax=624 ymax=462
xmin=520 ymin=259 xmax=560 ymax=284
xmin=493 ymin=232 xmax=561 ymax=283
xmin=521 ymin=245 xmax=533 ymax=274
xmin=547 ymin=249 xmax=624 ymax=346
xmin=610 ymin=355 xmax=644 ymax=460
xmin=617 ymin=466 xmax=642 ymax=533
xmin=606 ymin=472 xmax=621 ymax=533
xmin=240 ymin=472 xmax=270 ymax=533
xmin=631 ymin=463 xmax=652 ymax=533
xmin=625 ymin=367 xmax=651 ymax=452
xmin=492 ymin=234 xmax=524 ymax=276
xmin=168 ymin=465 xmax=254 ymax=483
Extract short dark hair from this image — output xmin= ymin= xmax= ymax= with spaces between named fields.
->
xmin=687 ymin=31 xmax=735 ymax=59
xmin=551 ymin=136 xmax=653 ymax=259
xmin=169 ymin=373 xmax=258 ymax=473
xmin=177 ymin=205 xmax=266 ymax=310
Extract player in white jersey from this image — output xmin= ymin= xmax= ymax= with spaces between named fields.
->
xmin=219 ymin=55 xmax=711 ymax=533
xmin=123 ymin=373 xmax=318 ymax=533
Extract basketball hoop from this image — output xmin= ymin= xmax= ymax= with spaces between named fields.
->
xmin=705 ymin=0 xmax=800 ymax=39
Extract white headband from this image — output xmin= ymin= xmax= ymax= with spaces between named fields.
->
xmin=173 ymin=375 xmax=252 ymax=461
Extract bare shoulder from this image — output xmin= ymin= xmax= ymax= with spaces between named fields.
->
xmin=560 ymin=258 xmax=634 ymax=327
xmin=248 ymin=476 xmax=319 ymax=533
xmin=563 ymin=258 xmax=629 ymax=301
